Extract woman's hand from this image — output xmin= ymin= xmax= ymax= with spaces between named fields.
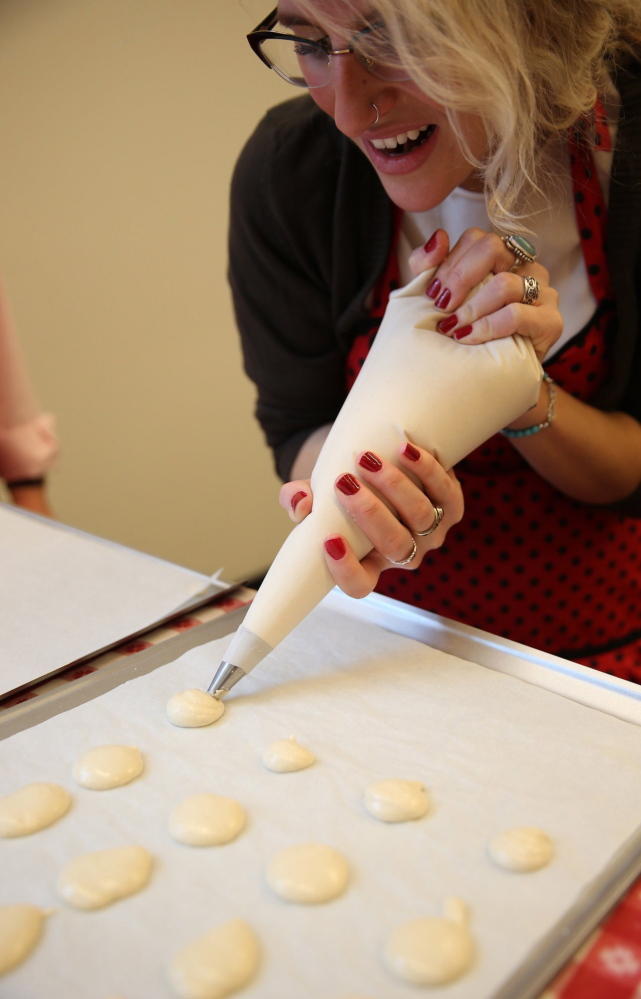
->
xmin=409 ymin=228 xmax=563 ymax=361
xmin=279 ymin=443 xmax=464 ymax=599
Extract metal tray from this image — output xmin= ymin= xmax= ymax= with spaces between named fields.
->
xmin=3 ymin=589 xmax=641 ymax=999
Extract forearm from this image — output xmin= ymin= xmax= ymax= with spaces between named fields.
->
xmin=7 ymin=480 xmax=54 ymax=517
xmin=506 ymin=380 xmax=641 ymax=504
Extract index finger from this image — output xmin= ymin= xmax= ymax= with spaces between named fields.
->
xmin=427 ymin=229 xmax=520 ymax=313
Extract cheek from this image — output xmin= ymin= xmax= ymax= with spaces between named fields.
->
xmin=309 ymin=87 xmax=334 ymax=118
xmin=457 ymin=112 xmax=490 ymax=160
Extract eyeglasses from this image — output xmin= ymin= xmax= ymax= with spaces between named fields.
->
xmin=247 ymin=8 xmax=411 ymax=89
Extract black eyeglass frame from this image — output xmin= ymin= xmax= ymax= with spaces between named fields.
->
xmin=247 ymin=7 xmax=410 ymax=87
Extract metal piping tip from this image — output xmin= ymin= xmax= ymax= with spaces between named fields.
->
xmin=207 ymin=660 xmax=246 ymax=700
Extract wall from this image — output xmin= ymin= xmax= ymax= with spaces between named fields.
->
xmin=0 ymin=0 xmax=293 ymax=580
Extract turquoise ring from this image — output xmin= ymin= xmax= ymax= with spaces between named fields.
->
xmin=501 ymin=234 xmax=537 ymax=271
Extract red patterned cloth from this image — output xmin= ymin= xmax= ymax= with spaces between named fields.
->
xmin=549 ymin=880 xmax=641 ymax=997
xmin=345 ymin=110 xmax=641 ymax=679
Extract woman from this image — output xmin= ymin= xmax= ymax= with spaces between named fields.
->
xmin=229 ymin=0 xmax=641 ymax=678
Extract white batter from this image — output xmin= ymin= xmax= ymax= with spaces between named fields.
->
xmin=489 ymin=826 xmax=553 ymax=872
xmin=0 ymin=782 xmax=71 ymax=837
xmin=364 ymin=779 xmax=430 ymax=822
xmin=168 ymin=918 xmax=260 ymax=999
xmin=384 ymin=897 xmax=475 ymax=986
xmin=169 ymin=793 xmax=246 ymax=847
xmin=166 ymin=689 xmax=225 ymax=728
xmin=266 ymin=843 xmax=349 ymax=904
xmin=56 ymin=845 xmax=153 ymax=909
xmin=0 ymin=904 xmax=49 ymax=975
xmin=73 ymin=745 xmax=144 ymax=790
xmin=262 ymin=735 xmax=315 ymax=773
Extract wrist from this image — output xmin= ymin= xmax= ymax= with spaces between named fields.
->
xmin=502 ymin=374 xmax=556 ymax=437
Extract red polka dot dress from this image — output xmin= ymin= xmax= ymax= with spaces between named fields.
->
xmin=345 ymin=108 xmax=641 ymax=681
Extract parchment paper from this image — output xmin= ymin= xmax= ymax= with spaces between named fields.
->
xmin=0 ymin=504 xmax=222 ymax=696
xmin=2 ymin=602 xmax=641 ymax=999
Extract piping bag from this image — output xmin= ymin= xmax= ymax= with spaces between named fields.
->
xmin=208 ymin=268 xmax=542 ymax=697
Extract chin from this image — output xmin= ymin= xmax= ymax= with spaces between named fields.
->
xmin=377 ymin=174 xmax=447 ymax=214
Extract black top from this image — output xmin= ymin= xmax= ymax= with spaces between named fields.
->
xmin=229 ymin=57 xmax=641 ymax=514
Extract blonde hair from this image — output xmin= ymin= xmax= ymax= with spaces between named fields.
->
xmin=295 ymin=0 xmax=641 ymax=231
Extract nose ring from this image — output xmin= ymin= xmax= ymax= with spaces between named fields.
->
xmin=371 ymin=102 xmax=380 ymax=126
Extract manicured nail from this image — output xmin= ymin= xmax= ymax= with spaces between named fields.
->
xmin=403 ymin=443 xmax=421 ymax=462
xmin=423 ymin=231 xmax=438 ymax=253
xmin=336 ymin=473 xmax=360 ymax=495
xmin=454 ymin=325 xmax=473 ymax=340
xmin=436 ymin=314 xmax=458 ymax=333
xmin=291 ymin=490 xmax=307 ymax=512
xmin=435 ymin=288 xmax=451 ymax=310
xmin=358 ymin=451 xmax=382 ymax=472
xmin=426 ymin=277 xmax=441 ymax=299
xmin=324 ymin=537 xmax=346 ymax=560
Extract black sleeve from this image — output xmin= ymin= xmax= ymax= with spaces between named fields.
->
xmin=593 ymin=53 xmax=641 ymax=516
xmin=228 ymin=98 xmax=350 ymax=481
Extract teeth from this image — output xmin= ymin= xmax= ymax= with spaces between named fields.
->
xmin=370 ymin=125 xmax=434 ymax=151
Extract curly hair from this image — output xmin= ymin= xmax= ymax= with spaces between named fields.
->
xmin=292 ymin=0 xmax=641 ymax=230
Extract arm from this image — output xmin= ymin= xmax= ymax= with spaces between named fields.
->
xmin=7 ymin=480 xmax=54 ymax=517
xmin=505 ymin=380 xmax=641 ymax=504
xmin=412 ymin=229 xmax=641 ymax=506
xmin=0 ymin=278 xmax=58 ymax=514
xmin=228 ymin=99 xmax=349 ymax=482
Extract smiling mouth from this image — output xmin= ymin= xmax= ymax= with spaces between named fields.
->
xmin=370 ymin=124 xmax=436 ymax=156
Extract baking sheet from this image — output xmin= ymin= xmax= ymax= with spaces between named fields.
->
xmin=2 ymin=602 xmax=641 ymax=999
xmin=0 ymin=504 xmax=226 ymax=697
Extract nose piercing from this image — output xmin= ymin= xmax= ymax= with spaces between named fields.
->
xmin=371 ymin=102 xmax=380 ymax=125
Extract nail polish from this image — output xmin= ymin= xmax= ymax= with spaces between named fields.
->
xmin=435 ymin=288 xmax=451 ymax=310
xmin=291 ymin=490 xmax=307 ymax=512
xmin=403 ymin=443 xmax=421 ymax=462
xmin=426 ymin=277 xmax=441 ymax=299
xmin=454 ymin=325 xmax=473 ymax=340
xmin=336 ymin=473 xmax=360 ymax=495
xmin=358 ymin=451 xmax=382 ymax=472
xmin=436 ymin=314 xmax=458 ymax=334
xmin=325 ymin=537 xmax=346 ymax=560
xmin=423 ymin=232 xmax=438 ymax=253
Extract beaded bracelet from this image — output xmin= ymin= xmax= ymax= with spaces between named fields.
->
xmin=501 ymin=373 xmax=556 ymax=439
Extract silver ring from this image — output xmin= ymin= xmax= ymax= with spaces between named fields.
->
xmin=371 ymin=102 xmax=380 ymax=126
xmin=388 ymin=537 xmax=417 ymax=566
xmin=414 ymin=504 xmax=444 ymax=537
xmin=501 ymin=234 xmax=537 ymax=272
xmin=521 ymin=275 xmax=540 ymax=305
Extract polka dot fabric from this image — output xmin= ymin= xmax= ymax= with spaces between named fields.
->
xmin=345 ymin=110 xmax=641 ymax=680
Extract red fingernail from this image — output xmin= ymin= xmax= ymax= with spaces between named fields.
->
xmin=436 ymin=314 xmax=458 ymax=333
xmin=358 ymin=451 xmax=382 ymax=472
xmin=423 ymin=232 xmax=438 ymax=253
xmin=336 ymin=473 xmax=360 ymax=495
xmin=291 ymin=490 xmax=307 ymax=512
xmin=426 ymin=277 xmax=441 ymax=299
xmin=435 ymin=288 xmax=451 ymax=310
xmin=403 ymin=443 xmax=421 ymax=461
xmin=454 ymin=325 xmax=473 ymax=340
xmin=324 ymin=537 xmax=346 ymax=560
